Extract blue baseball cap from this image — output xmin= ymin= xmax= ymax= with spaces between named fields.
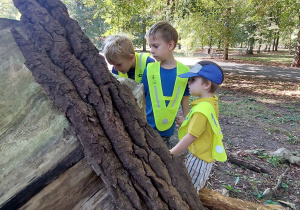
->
xmin=179 ymin=61 xmax=224 ymax=84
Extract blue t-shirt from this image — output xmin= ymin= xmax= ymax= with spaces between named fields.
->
xmin=112 ymin=57 xmax=155 ymax=80
xmin=141 ymin=66 xmax=189 ymax=137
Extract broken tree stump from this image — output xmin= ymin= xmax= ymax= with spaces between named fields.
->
xmin=11 ymin=0 xmax=204 ymax=209
xmin=0 ymin=18 xmax=85 ymax=209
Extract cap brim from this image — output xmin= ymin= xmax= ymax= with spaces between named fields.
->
xmin=178 ymin=72 xmax=199 ymax=78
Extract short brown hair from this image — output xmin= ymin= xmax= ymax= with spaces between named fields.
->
xmin=103 ymin=35 xmax=135 ymax=64
xmin=145 ymin=21 xmax=178 ymax=47
xmin=201 ymin=77 xmax=219 ymax=93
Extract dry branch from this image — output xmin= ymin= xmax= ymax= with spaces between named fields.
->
xmin=199 ymin=188 xmax=284 ymax=210
xmin=227 ymin=153 xmax=270 ymax=174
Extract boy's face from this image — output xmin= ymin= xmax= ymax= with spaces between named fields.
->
xmin=111 ymin=54 xmax=135 ymax=74
xmin=147 ymin=34 xmax=175 ymax=62
xmin=188 ymin=76 xmax=210 ymax=96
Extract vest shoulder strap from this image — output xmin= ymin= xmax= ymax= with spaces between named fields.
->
xmin=118 ymin=52 xmax=150 ymax=82
xmin=146 ymin=61 xmax=189 ymax=131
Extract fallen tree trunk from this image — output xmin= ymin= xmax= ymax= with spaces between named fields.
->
xmin=11 ymin=0 xmax=203 ymax=209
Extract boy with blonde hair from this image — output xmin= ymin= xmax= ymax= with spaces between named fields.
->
xmin=170 ymin=60 xmax=227 ymax=192
xmin=141 ymin=21 xmax=190 ymax=148
xmin=103 ymin=35 xmax=155 ymax=83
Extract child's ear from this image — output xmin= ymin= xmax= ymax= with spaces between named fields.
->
xmin=129 ymin=54 xmax=135 ymax=61
xmin=168 ymin=40 xmax=176 ymax=50
xmin=204 ymin=81 xmax=212 ymax=90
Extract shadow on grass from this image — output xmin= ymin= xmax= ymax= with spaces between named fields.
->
xmin=221 ymin=74 xmax=300 ymax=102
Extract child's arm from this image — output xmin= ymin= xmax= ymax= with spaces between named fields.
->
xmin=181 ymin=95 xmax=189 ymax=118
xmin=170 ymin=133 xmax=197 ymax=156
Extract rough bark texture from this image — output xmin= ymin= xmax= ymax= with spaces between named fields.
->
xmin=11 ymin=0 xmax=204 ymax=209
xmin=292 ymin=16 xmax=300 ymax=67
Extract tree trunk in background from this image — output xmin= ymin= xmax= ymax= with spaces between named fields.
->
xmin=142 ymin=19 xmax=147 ymax=52
xmin=272 ymin=33 xmax=278 ymax=51
xmin=208 ymin=36 xmax=212 ymax=54
xmin=292 ymin=16 xmax=300 ymax=67
xmin=257 ymin=36 xmax=262 ymax=53
xmin=246 ymin=37 xmax=254 ymax=55
xmin=274 ymin=37 xmax=279 ymax=51
xmin=11 ymin=0 xmax=204 ymax=209
xmin=218 ymin=39 xmax=221 ymax=49
xmin=223 ymin=7 xmax=231 ymax=60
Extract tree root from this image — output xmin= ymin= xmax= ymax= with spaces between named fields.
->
xmin=262 ymin=167 xmax=290 ymax=199
xmin=242 ymin=148 xmax=300 ymax=166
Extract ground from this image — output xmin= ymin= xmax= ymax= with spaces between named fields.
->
xmin=171 ymin=54 xmax=300 ymax=209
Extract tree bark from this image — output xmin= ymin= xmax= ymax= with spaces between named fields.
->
xmin=11 ymin=0 xmax=204 ymax=209
xmin=275 ymin=37 xmax=279 ymax=51
xmin=223 ymin=7 xmax=231 ymax=60
xmin=247 ymin=37 xmax=254 ymax=55
xmin=142 ymin=19 xmax=147 ymax=52
xmin=292 ymin=16 xmax=300 ymax=67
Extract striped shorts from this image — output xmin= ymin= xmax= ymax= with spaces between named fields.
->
xmin=185 ymin=152 xmax=213 ymax=191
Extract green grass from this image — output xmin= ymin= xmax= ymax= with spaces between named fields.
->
xmin=232 ymin=50 xmax=294 ymax=65
xmin=235 ymin=55 xmax=293 ymax=64
xmin=219 ymin=93 xmax=298 ymax=124
xmin=217 ymin=91 xmax=299 ymax=143
xmin=175 ymin=48 xmax=295 ymax=66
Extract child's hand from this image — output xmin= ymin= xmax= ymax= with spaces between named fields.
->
xmin=176 ymin=116 xmax=185 ymax=126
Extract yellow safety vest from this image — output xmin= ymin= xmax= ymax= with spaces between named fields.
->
xmin=118 ymin=52 xmax=150 ymax=83
xmin=147 ymin=61 xmax=189 ymax=131
xmin=178 ymin=101 xmax=227 ymax=162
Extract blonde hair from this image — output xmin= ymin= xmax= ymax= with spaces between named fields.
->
xmin=145 ymin=21 xmax=178 ymax=47
xmin=103 ymin=35 xmax=135 ymax=64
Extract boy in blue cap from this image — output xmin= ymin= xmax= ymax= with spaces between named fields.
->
xmin=170 ymin=60 xmax=227 ymax=192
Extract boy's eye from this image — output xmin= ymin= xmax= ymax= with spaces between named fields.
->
xmin=150 ymin=45 xmax=158 ymax=48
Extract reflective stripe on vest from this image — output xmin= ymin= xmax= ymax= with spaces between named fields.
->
xmin=178 ymin=101 xmax=227 ymax=162
xmin=118 ymin=52 xmax=149 ymax=83
xmin=147 ymin=61 xmax=189 ymax=131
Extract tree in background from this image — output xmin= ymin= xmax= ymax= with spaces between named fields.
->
xmin=292 ymin=15 xmax=300 ymax=67
xmin=0 ymin=0 xmax=20 ymax=20
xmin=62 ymin=0 xmax=109 ymax=49
xmin=174 ymin=1 xmax=224 ymax=56
xmin=174 ymin=0 xmax=248 ymax=60
xmin=91 ymin=0 xmax=156 ymax=51
xmin=2 ymin=0 xmax=299 ymax=65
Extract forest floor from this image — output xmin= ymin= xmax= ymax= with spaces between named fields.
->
xmin=172 ymin=50 xmax=300 ymax=209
